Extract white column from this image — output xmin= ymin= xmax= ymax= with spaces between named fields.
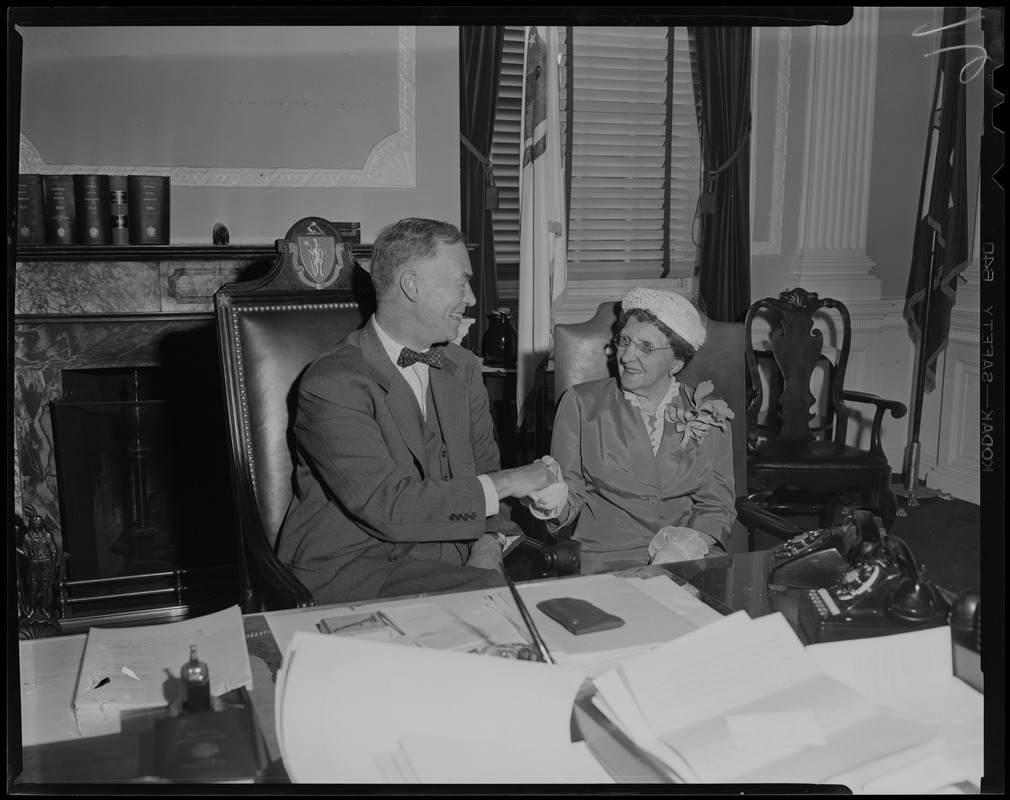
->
xmin=790 ymin=7 xmax=882 ymax=300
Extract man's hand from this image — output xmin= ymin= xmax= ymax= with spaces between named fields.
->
xmin=487 ymin=461 xmax=554 ymax=500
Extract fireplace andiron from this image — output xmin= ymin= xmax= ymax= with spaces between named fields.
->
xmin=16 ymin=504 xmax=67 ymax=639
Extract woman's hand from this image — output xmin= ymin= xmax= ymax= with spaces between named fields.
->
xmin=648 ymin=526 xmax=711 ymax=565
xmin=524 ymin=455 xmax=569 ymax=519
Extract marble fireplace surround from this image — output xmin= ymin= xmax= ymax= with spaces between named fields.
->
xmin=13 ymin=245 xmax=287 ymax=555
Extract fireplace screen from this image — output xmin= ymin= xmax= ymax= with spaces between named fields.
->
xmin=51 ymin=368 xmax=239 ymax=623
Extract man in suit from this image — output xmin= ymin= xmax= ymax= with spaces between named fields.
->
xmin=277 ymin=218 xmax=554 ymax=605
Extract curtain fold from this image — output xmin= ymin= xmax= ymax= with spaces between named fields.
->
xmin=459 ymin=27 xmax=504 ymax=357
xmin=692 ymin=27 xmax=752 ymax=323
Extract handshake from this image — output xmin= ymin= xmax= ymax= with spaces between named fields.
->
xmin=489 ymin=456 xmax=569 ymax=520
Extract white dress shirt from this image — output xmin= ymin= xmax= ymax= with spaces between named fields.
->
xmin=372 ymin=317 xmax=498 ymax=516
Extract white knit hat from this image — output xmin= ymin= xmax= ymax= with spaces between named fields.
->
xmin=621 ymin=287 xmax=707 ymax=350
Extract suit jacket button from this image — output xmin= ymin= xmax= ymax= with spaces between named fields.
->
xmin=649 ymin=496 xmax=658 ymax=506
xmin=387 ymin=555 xmax=397 ymax=562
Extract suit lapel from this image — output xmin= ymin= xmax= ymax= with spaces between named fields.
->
xmin=360 ymin=324 xmax=427 ymax=469
xmin=612 ymin=387 xmax=661 ymax=489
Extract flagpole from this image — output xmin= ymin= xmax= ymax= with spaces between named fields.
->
xmin=895 ymin=226 xmax=943 ymax=509
xmin=895 ymin=7 xmax=966 ymax=514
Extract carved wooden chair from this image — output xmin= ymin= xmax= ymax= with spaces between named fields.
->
xmin=744 ymin=287 xmax=907 ymax=530
xmin=552 ymin=301 xmax=801 ymax=557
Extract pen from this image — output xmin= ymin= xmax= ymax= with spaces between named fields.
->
xmin=504 ymin=574 xmax=555 ymax=665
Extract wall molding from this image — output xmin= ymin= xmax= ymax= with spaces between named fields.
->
xmin=18 ymin=26 xmax=416 ymax=189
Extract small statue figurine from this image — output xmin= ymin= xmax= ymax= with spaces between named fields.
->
xmin=213 ymin=222 xmax=230 ymax=245
xmin=16 ymin=505 xmax=65 ymax=639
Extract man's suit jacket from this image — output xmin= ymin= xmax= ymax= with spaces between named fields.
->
xmin=548 ymin=377 xmax=736 ymax=575
xmin=277 ymin=322 xmax=516 ymax=604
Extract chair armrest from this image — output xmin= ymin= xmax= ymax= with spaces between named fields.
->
xmin=236 ymin=499 xmax=315 ymax=611
xmin=514 ymin=537 xmax=582 ymax=577
xmin=735 ymin=496 xmax=804 ymax=542
xmin=840 ymin=390 xmax=908 ymax=455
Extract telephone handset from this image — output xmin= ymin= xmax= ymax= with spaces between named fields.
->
xmin=768 ymin=508 xmax=885 ymax=590
xmin=797 ymin=533 xmax=950 ymax=644
xmin=948 ymin=588 xmax=982 ymax=654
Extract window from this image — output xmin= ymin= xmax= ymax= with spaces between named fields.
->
xmin=490 ymin=26 xmax=702 ymax=305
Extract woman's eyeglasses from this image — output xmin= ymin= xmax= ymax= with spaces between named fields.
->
xmin=611 ymin=335 xmax=673 ymax=356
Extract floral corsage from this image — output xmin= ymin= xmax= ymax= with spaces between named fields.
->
xmin=665 ymin=380 xmax=735 ymax=449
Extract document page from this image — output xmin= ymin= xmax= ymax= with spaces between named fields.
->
xmin=594 ymin=611 xmax=944 ymax=788
xmin=72 ymin=605 xmax=252 ymax=737
xmin=276 ymin=631 xmax=589 ymax=783
xmin=396 ymin=734 xmax=614 ymax=784
xmin=807 ymin=626 xmax=984 ymax=791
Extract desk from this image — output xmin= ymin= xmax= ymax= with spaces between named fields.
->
xmin=16 ymin=549 xmax=983 ymax=786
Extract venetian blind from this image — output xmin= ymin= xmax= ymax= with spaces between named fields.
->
xmin=490 ymin=26 xmax=701 ymax=303
xmin=489 ymin=26 xmax=526 ymax=305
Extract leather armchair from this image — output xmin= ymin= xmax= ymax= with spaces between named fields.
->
xmin=215 ymin=217 xmax=371 ymax=612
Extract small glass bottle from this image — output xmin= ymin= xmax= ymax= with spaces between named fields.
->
xmin=180 ymin=644 xmax=211 ymax=713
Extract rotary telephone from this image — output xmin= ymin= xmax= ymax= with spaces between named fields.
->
xmin=796 ymin=532 xmax=951 ymax=644
xmin=768 ymin=507 xmax=885 ymax=591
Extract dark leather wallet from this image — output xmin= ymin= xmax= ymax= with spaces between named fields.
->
xmin=536 ymin=597 xmax=625 ymax=635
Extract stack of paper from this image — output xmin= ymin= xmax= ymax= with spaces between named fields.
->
xmin=72 ymin=605 xmax=253 ymax=737
xmin=590 ymin=611 xmax=965 ymax=791
xmin=275 ymin=631 xmax=613 ymax=783
xmin=806 ymin=626 xmax=984 ymax=792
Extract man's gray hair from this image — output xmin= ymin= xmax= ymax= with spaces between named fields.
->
xmin=370 ymin=218 xmax=464 ymax=297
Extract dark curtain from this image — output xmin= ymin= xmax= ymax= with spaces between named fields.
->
xmin=459 ymin=27 xmax=504 ymax=357
xmin=692 ymin=27 xmax=752 ymax=323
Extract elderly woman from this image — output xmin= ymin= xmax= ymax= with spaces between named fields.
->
xmin=529 ymin=288 xmax=737 ymax=575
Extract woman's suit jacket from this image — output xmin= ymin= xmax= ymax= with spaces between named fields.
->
xmin=548 ymin=377 xmax=736 ymax=575
xmin=277 ymin=321 xmax=516 ymax=605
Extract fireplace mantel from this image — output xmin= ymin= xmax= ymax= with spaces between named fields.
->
xmin=14 ymin=243 xmax=381 ymax=630
xmin=14 ymin=241 xmax=369 ymax=482
xmin=15 ymin=243 xmax=375 ymax=316
xmin=13 ymin=242 xmax=370 ymax=524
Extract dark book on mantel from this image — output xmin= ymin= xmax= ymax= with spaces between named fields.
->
xmin=17 ymin=173 xmax=45 ymax=244
xmin=109 ymin=175 xmax=130 ymax=244
xmin=42 ymin=174 xmax=77 ymax=245
xmin=74 ymin=174 xmax=113 ymax=245
xmin=128 ymin=174 xmax=170 ymax=245
xmin=329 ymin=221 xmax=362 ymax=244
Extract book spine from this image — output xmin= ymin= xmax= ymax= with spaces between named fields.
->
xmin=128 ymin=175 xmax=170 ymax=245
xmin=73 ymin=174 xmax=113 ymax=245
xmin=109 ymin=175 xmax=130 ymax=245
xmin=42 ymin=175 xmax=77 ymax=245
xmin=17 ymin=174 xmax=46 ymax=245
xmin=330 ymin=222 xmax=362 ymax=244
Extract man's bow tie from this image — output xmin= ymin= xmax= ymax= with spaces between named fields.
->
xmin=397 ymin=347 xmax=444 ymax=369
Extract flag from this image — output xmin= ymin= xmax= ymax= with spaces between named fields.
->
xmin=903 ymin=7 xmax=970 ymax=394
xmin=517 ymin=25 xmax=567 ymax=427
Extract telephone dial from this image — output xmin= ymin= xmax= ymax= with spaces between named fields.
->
xmin=768 ymin=507 xmax=885 ymax=591
xmin=796 ymin=532 xmax=950 ymax=644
